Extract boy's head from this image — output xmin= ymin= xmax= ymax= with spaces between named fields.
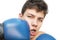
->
xmin=19 ymin=0 xmax=48 ymax=39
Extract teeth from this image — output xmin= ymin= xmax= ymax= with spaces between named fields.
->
xmin=31 ymin=31 xmax=34 ymax=32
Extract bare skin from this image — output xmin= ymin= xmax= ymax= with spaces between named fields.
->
xmin=31 ymin=31 xmax=45 ymax=40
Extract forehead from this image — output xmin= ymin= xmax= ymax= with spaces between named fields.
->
xmin=24 ymin=9 xmax=45 ymax=18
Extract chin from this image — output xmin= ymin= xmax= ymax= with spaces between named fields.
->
xmin=30 ymin=35 xmax=34 ymax=39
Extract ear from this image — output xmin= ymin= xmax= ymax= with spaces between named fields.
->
xmin=18 ymin=13 xmax=23 ymax=19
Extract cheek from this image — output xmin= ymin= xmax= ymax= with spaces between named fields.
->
xmin=37 ymin=22 xmax=42 ymax=30
xmin=23 ymin=17 xmax=32 ymax=28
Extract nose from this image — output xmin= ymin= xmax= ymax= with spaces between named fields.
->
xmin=32 ymin=20 xmax=37 ymax=27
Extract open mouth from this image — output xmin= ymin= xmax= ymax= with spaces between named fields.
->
xmin=30 ymin=29 xmax=36 ymax=36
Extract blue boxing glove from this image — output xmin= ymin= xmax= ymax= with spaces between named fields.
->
xmin=3 ymin=18 xmax=30 ymax=40
xmin=36 ymin=34 xmax=56 ymax=40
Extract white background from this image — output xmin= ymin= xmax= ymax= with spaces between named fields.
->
xmin=0 ymin=0 xmax=60 ymax=40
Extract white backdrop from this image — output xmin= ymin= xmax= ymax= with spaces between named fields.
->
xmin=0 ymin=0 xmax=60 ymax=40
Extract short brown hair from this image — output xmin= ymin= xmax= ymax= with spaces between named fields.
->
xmin=21 ymin=0 xmax=48 ymax=17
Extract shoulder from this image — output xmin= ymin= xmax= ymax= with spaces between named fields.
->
xmin=36 ymin=31 xmax=56 ymax=40
xmin=31 ymin=31 xmax=45 ymax=40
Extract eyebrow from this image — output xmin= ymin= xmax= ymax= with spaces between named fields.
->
xmin=27 ymin=13 xmax=35 ymax=16
xmin=38 ymin=17 xmax=44 ymax=19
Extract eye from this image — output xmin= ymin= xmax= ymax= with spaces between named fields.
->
xmin=40 ymin=20 xmax=43 ymax=22
xmin=39 ymin=20 xmax=43 ymax=22
xmin=27 ymin=15 xmax=34 ymax=18
xmin=38 ymin=18 xmax=43 ymax=22
xmin=27 ymin=16 xmax=31 ymax=17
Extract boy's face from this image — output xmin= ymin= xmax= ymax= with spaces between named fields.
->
xmin=19 ymin=9 xmax=45 ymax=39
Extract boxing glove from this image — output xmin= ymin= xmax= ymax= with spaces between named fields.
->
xmin=3 ymin=18 xmax=30 ymax=40
xmin=0 ymin=23 xmax=4 ymax=40
xmin=36 ymin=34 xmax=56 ymax=40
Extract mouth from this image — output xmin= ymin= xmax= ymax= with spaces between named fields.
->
xmin=30 ymin=29 xmax=36 ymax=36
